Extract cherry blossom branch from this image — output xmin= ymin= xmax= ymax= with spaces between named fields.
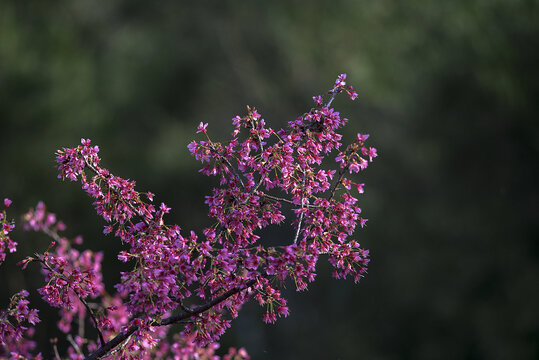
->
xmin=37 ymin=255 xmax=106 ymax=346
xmin=222 ymin=157 xmax=247 ymax=189
xmin=249 ymin=116 xmax=265 ymax=153
xmin=84 ymin=279 xmax=256 ymax=360
xmin=83 ymin=158 xmax=151 ymax=226
xmin=41 ymin=74 xmax=373 ymax=360
xmin=207 ymin=143 xmax=247 ymax=190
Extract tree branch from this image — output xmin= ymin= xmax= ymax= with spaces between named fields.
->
xmin=84 ymin=279 xmax=256 ymax=360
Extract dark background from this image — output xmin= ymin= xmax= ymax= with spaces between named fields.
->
xmin=1 ymin=1 xmax=538 ymax=359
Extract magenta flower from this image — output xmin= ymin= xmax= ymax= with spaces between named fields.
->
xmin=197 ymin=122 xmax=209 ymax=133
xmin=336 ymin=73 xmax=347 ymax=87
xmin=347 ymin=89 xmax=358 ymax=100
xmin=357 ymin=133 xmax=369 ymax=142
xmin=251 ymin=109 xmax=261 ymax=120
xmin=368 ymin=147 xmax=378 ymax=162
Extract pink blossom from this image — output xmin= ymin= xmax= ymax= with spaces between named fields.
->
xmin=336 ymin=73 xmax=347 ymax=87
xmin=368 ymin=147 xmax=378 ymax=162
xmin=357 ymin=133 xmax=370 ymax=142
xmin=347 ymin=89 xmax=358 ymax=100
xmin=197 ymin=122 xmax=209 ymax=133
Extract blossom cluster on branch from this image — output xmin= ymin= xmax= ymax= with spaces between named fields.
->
xmin=0 ymin=199 xmax=16 ymax=265
xmin=0 ymin=74 xmax=377 ymax=360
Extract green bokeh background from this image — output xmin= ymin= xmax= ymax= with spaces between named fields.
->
xmin=1 ymin=1 xmax=538 ymax=359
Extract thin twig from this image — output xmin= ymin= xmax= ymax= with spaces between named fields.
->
xmin=78 ymin=307 xmax=85 ymax=340
xmin=250 ymin=118 xmax=265 ymax=153
xmin=327 ymin=167 xmax=346 ymax=201
xmin=67 ymin=334 xmax=84 ymax=357
xmin=51 ymin=338 xmax=61 ymax=360
xmin=207 ymin=144 xmax=246 ymax=190
xmin=223 ymin=157 xmax=246 ymax=189
xmin=325 ymin=90 xmax=337 ymax=108
xmin=293 ymin=170 xmax=307 ymax=244
xmin=260 ymin=192 xmax=320 ymax=208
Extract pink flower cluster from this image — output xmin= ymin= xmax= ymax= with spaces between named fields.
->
xmin=23 ymin=202 xmax=105 ymax=334
xmin=0 ymin=290 xmax=40 ymax=358
xmin=0 ymin=198 xmax=17 ymax=264
xmin=13 ymin=204 xmax=240 ymax=360
xmin=1 ymin=74 xmax=376 ymax=359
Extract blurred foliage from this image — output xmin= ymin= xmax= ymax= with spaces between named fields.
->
xmin=1 ymin=0 xmax=538 ymax=359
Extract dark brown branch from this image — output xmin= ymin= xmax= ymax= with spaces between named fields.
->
xmin=77 ymin=294 xmax=106 ymax=346
xmin=84 ymin=279 xmax=256 ymax=360
xmin=84 ymin=325 xmax=137 ymax=360
xmin=159 ymin=279 xmax=255 ymax=326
